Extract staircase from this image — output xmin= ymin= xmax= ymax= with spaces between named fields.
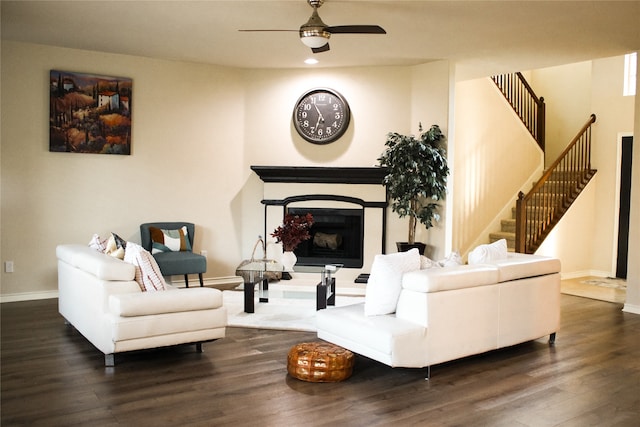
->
xmin=490 ymin=72 xmax=597 ymax=254
xmin=491 ymin=72 xmax=545 ymax=153
xmin=489 ymin=114 xmax=598 ymax=253
xmin=489 ymin=179 xmax=584 ymax=253
xmin=490 ymin=211 xmax=517 ymax=251
xmin=515 ymin=115 xmax=597 ymax=253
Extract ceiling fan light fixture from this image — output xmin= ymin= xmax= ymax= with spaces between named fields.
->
xmin=240 ymin=0 xmax=385 ymax=53
xmin=300 ymin=29 xmax=330 ymax=48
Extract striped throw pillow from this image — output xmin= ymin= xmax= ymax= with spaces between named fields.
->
xmin=123 ymin=242 xmax=167 ymax=292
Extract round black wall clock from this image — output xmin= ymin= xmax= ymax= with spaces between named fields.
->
xmin=293 ymin=88 xmax=351 ymax=144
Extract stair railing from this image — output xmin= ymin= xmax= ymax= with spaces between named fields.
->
xmin=492 ymin=72 xmax=546 ymax=152
xmin=515 ymin=114 xmax=597 ymax=253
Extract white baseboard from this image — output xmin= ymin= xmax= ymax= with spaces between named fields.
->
xmin=560 ymin=270 xmax=614 ymax=280
xmin=1 ymin=290 xmax=59 ymax=303
xmin=1 ymin=276 xmax=246 ymax=303
xmin=622 ymin=303 xmax=640 ymax=315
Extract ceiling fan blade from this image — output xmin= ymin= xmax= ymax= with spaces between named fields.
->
xmin=311 ymin=43 xmax=330 ymax=53
xmin=238 ymin=29 xmax=298 ymax=32
xmin=326 ymin=25 xmax=386 ymax=34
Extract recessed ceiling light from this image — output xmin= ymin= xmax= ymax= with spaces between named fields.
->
xmin=304 ymin=58 xmax=319 ymax=65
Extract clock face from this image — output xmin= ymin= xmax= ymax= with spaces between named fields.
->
xmin=293 ymin=88 xmax=351 ymax=144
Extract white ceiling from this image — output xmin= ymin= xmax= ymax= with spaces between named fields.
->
xmin=2 ymin=1 xmax=639 ymax=78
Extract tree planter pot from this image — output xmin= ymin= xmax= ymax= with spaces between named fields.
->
xmin=396 ymin=242 xmax=426 ymax=254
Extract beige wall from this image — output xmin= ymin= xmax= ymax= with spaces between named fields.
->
xmin=530 ymin=57 xmax=636 ymax=280
xmin=1 ymin=42 xmax=246 ymax=298
xmin=623 ymin=52 xmax=640 ymax=314
xmin=589 ymin=56 xmax=637 ymax=275
xmin=0 ymin=41 xmax=451 ymax=299
xmin=451 ymin=56 xmax=638 ymax=314
xmin=530 ymin=61 xmax=593 ymax=167
xmin=452 ymin=77 xmax=543 ymax=256
xmin=410 ymin=61 xmax=455 ymax=259
xmin=1 ymin=40 xmax=637 ymax=306
xmin=537 ymin=179 xmax=597 ymax=274
xmin=534 ymin=56 xmax=634 ymax=283
xmin=530 ymin=55 xmax=639 ymax=314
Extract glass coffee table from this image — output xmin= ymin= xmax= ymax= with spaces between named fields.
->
xmin=241 ymin=264 xmax=343 ymax=313
xmin=315 ymin=264 xmax=342 ymax=310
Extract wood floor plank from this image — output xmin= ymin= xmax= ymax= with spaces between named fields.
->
xmin=2 ymin=294 xmax=639 ymax=426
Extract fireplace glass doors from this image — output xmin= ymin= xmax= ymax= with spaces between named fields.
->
xmin=288 ymin=207 xmax=364 ymax=268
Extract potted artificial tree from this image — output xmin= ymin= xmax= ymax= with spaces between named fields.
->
xmin=378 ymin=123 xmax=449 ymax=254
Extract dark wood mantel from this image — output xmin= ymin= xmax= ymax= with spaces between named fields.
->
xmin=251 ymin=165 xmax=387 ymax=185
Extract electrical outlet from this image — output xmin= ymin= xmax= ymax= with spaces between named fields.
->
xmin=5 ymin=261 xmax=14 ymax=273
xmin=200 ymin=250 xmax=208 ymax=258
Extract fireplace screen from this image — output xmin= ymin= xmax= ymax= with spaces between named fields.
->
xmin=288 ymin=207 xmax=364 ymax=268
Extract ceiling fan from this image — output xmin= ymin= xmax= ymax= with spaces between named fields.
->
xmin=239 ymin=0 xmax=386 ymax=53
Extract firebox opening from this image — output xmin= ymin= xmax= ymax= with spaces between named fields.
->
xmin=288 ymin=207 xmax=364 ymax=268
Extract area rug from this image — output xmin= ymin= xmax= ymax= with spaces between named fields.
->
xmin=223 ymin=289 xmax=364 ymax=332
xmin=561 ymin=277 xmax=626 ymax=304
xmin=580 ymin=278 xmax=627 ymax=290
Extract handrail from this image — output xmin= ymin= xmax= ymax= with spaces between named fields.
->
xmin=492 ymin=72 xmax=546 ymax=152
xmin=515 ymin=114 xmax=597 ymax=253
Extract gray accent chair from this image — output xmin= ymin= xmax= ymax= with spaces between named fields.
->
xmin=140 ymin=222 xmax=206 ymax=287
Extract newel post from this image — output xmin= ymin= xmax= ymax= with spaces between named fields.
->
xmin=515 ymin=191 xmax=526 ymax=253
xmin=537 ymin=97 xmax=546 ymax=154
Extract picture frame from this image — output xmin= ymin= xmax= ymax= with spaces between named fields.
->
xmin=49 ymin=70 xmax=132 ymax=155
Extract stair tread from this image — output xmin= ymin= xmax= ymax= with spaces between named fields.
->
xmin=490 ymin=231 xmax=515 ymax=238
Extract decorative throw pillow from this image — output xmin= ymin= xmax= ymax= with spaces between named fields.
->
xmin=123 ymin=242 xmax=167 ymax=292
xmin=88 ymin=233 xmax=108 ymax=252
xmin=364 ymin=248 xmax=421 ymax=316
xmin=468 ymin=239 xmax=508 ymax=264
xmin=104 ymin=232 xmax=127 ymax=259
xmin=149 ymin=226 xmax=192 ymax=254
xmin=438 ymin=251 xmax=463 ymax=267
xmin=420 ymin=255 xmax=440 ymax=269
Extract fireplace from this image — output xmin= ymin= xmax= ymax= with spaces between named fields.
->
xmin=252 ymin=166 xmax=388 ymax=279
xmin=288 ymin=207 xmax=364 ymax=268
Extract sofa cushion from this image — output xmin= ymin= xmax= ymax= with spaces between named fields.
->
xmin=317 ymin=303 xmax=425 ymax=357
xmin=491 ymin=253 xmax=561 ymax=283
xmin=420 ymin=255 xmax=439 ymax=269
xmin=438 ymin=251 xmax=463 ymax=267
xmin=149 ymin=226 xmax=192 ymax=254
xmin=103 ymin=232 xmax=127 ymax=259
xmin=152 ymin=250 xmax=207 ymax=276
xmin=364 ymin=248 xmax=421 ymax=316
xmin=109 ymin=287 xmax=223 ymax=317
xmin=57 ymin=244 xmax=136 ymax=281
xmin=468 ymin=239 xmax=508 ymax=265
xmin=402 ymin=264 xmax=499 ymax=293
xmin=88 ymin=233 xmax=108 ymax=252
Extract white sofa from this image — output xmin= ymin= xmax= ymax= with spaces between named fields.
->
xmin=57 ymin=244 xmax=227 ymax=366
xmin=317 ymin=252 xmax=560 ymax=377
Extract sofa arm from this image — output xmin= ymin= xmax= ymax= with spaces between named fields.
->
xmin=109 ymin=288 xmax=224 ymax=317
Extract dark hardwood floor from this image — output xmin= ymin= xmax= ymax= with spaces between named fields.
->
xmin=2 ymin=295 xmax=639 ymax=426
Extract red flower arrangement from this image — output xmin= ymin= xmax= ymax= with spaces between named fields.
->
xmin=271 ymin=213 xmax=314 ymax=252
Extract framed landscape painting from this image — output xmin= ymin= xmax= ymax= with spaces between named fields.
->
xmin=49 ymin=70 xmax=132 ymax=155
